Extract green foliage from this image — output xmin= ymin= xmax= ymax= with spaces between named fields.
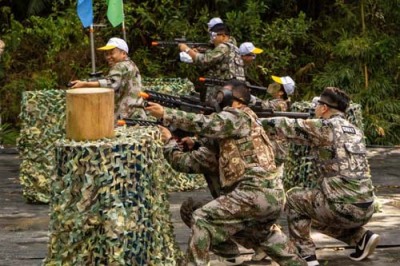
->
xmin=0 ymin=0 xmax=399 ymax=145
xmin=0 ymin=123 xmax=18 ymax=146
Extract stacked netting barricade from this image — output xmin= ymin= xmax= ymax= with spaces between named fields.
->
xmin=17 ymin=78 xmax=206 ymax=203
xmin=43 ymin=126 xmax=183 ymax=265
xmin=17 ymin=90 xmax=66 ymax=203
xmin=142 ymin=77 xmax=207 ymax=192
xmin=283 ymin=101 xmax=365 ymax=190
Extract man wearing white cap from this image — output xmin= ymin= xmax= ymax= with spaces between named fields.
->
xmin=239 ymin=42 xmax=263 ymax=66
xmin=71 ymin=37 xmax=145 ymax=120
xmin=207 ymin=17 xmax=223 ymax=31
xmin=178 ymin=23 xmax=245 ymax=102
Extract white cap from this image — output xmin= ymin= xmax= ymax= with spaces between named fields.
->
xmin=271 ymin=75 xmax=295 ymax=95
xmin=207 ymin=17 xmax=223 ymax=30
xmin=97 ymin=37 xmax=129 ymax=53
xmin=239 ymin=42 xmax=263 ymax=55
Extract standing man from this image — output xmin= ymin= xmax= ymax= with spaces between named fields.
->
xmin=261 ymin=87 xmax=379 ymax=266
xmin=146 ymin=81 xmax=306 ymax=266
xmin=207 ymin=17 xmax=223 ymax=31
xmin=178 ymin=23 xmax=245 ymax=102
xmin=71 ymin=37 xmax=145 ymax=120
xmin=239 ymin=42 xmax=263 ymax=66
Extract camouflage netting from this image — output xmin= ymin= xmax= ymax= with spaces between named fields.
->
xmin=283 ymin=101 xmax=365 ymax=190
xmin=44 ymin=127 xmax=183 ymax=265
xmin=17 ymin=90 xmax=66 ymax=203
xmin=17 ymin=78 xmax=206 ymax=203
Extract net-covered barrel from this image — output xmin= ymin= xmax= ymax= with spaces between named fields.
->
xmin=43 ymin=126 xmax=182 ymax=265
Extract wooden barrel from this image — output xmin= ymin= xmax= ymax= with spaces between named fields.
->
xmin=66 ymin=88 xmax=114 ymax=141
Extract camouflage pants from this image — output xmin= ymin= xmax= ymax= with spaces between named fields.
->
xmin=286 ymin=187 xmax=375 ymax=257
xmin=187 ymin=178 xmax=306 ymax=266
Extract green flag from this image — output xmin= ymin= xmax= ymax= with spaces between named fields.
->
xmin=107 ymin=0 xmax=124 ymax=27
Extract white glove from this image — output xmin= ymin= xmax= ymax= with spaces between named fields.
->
xmin=179 ymin=52 xmax=193 ymax=63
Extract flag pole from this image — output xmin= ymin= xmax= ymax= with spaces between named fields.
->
xmin=122 ymin=21 xmax=127 ymax=42
xmin=89 ymin=24 xmax=96 ymax=75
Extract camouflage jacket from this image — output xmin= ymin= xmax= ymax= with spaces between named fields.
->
xmin=163 ymin=138 xmax=219 ymax=176
xmin=262 ymin=98 xmax=290 ymax=111
xmin=98 ymin=58 xmax=145 ymax=120
xmin=162 ymin=106 xmax=276 ymax=187
xmin=261 ymin=114 xmax=375 ymax=204
xmin=194 ymin=37 xmax=245 ymax=81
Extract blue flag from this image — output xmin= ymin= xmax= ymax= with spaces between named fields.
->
xmin=77 ymin=0 xmax=93 ymax=28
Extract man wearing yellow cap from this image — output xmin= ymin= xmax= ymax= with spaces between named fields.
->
xmin=239 ymin=42 xmax=263 ymax=66
xmin=262 ymin=75 xmax=295 ymax=111
xmin=71 ymin=37 xmax=145 ymax=120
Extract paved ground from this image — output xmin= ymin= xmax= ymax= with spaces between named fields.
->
xmin=0 ymin=147 xmax=399 ymax=266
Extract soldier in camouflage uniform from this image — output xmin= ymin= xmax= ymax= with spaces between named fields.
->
xmin=71 ymin=37 xmax=146 ymax=120
xmin=146 ymin=80 xmax=306 ymax=266
xmin=260 ymin=76 xmax=296 ymax=166
xmin=261 ymin=87 xmax=380 ymax=266
xmin=178 ymin=23 xmax=245 ymax=103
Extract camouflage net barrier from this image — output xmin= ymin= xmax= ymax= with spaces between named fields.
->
xmin=43 ymin=127 xmax=183 ymax=265
xmin=283 ymin=101 xmax=365 ymax=190
xmin=17 ymin=90 xmax=66 ymax=203
xmin=17 ymin=78 xmax=206 ymax=203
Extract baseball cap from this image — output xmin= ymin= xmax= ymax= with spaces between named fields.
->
xmin=207 ymin=17 xmax=223 ymax=30
xmin=239 ymin=42 xmax=263 ymax=55
xmin=271 ymin=75 xmax=295 ymax=95
xmin=98 ymin=37 xmax=129 ymax=53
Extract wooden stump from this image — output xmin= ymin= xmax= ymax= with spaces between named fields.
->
xmin=66 ymin=88 xmax=114 ymax=141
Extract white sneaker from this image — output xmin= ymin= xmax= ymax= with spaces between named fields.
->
xmin=349 ymin=230 xmax=380 ymax=261
xmin=302 ymin=255 xmax=319 ymax=266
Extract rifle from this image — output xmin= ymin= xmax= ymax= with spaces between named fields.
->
xmin=138 ymin=90 xmax=217 ymax=115
xmin=151 ymin=38 xmax=213 ymax=52
xmin=116 ymin=118 xmax=193 ymax=151
xmin=66 ymin=71 xmax=104 ymax=87
xmin=197 ymin=77 xmax=267 ymax=95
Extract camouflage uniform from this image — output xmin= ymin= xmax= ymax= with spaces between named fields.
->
xmin=163 ymin=137 xmax=221 ymax=200
xmin=261 ymin=114 xmax=375 ymax=257
xmin=162 ymin=106 xmax=306 ymax=266
xmin=194 ymin=37 xmax=245 ymax=102
xmin=261 ymin=98 xmax=291 ymax=165
xmin=98 ymin=58 xmax=146 ymax=120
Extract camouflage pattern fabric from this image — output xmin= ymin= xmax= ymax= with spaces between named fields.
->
xmin=261 ymin=113 xmax=375 ymax=258
xmin=194 ymin=37 xmax=245 ymax=101
xmin=43 ymin=126 xmax=183 ymax=265
xmin=261 ymin=98 xmax=291 ymax=164
xmin=161 ymin=106 xmax=306 ymax=265
xmin=286 ymin=188 xmax=374 ymax=257
xmin=261 ymin=114 xmax=374 ymax=203
xmin=163 ymin=138 xmax=221 ymax=198
xmin=16 ymin=79 xmax=205 ymax=203
xmin=189 ymin=175 xmax=306 ymax=266
xmin=17 ymin=90 xmax=66 ymax=203
xmin=98 ymin=58 xmax=146 ymax=120
xmin=283 ymin=101 xmax=364 ymax=190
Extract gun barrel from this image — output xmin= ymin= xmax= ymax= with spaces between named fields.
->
xmin=256 ymin=111 xmax=310 ymax=119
